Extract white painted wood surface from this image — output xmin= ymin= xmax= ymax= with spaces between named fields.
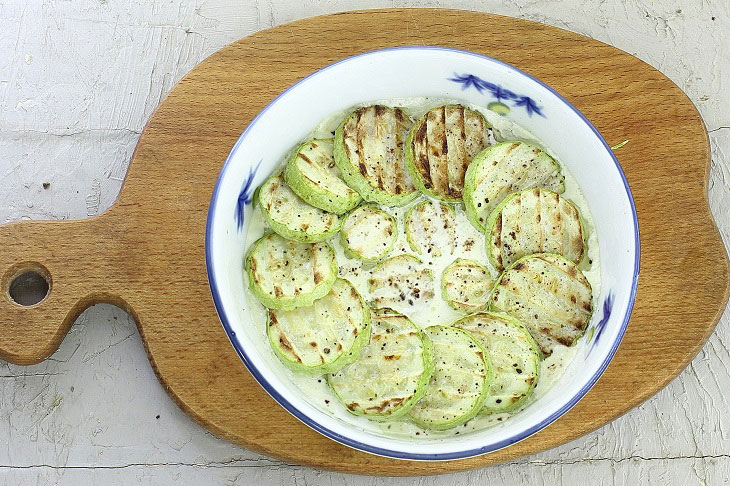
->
xmin=1 ymin=1 xmax=729 ymax=484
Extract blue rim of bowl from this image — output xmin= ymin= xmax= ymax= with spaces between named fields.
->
xmin=205 ymin=46 xmax=640 ymax=461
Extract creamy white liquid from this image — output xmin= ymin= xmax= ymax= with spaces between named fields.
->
xmin=242 ymin=97 xmax=600 ymax=439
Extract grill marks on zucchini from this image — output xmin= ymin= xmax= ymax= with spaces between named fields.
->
xmin=340 ymin=205 xmax=397 ymax=262
xmin=489 ymin=253 xmax=593 ymax=355
xmin=369 ymin=254 xmax=435 ymax=312
xmin=268 ymin=279 xmax=371 ymax=374
xmin=245 ymin=233 xmax=337 ymax=310
xmin=259 ymin=172 xmax=341 ymax=242
xmin=334 ymin=105 xmax=418 ymax=206
xmin=404 ymin=200 xmax=456 ymax=257
xmin=406 ymin=105 xmax=492 ymax=201
xmin=486 ymin=188 xmax=585 ymax=271
xmin=452 ymin=312 xmax=540 ymax=413
xmin=328 ymin=310 xmax=434 ymax=419
xmin=441 ymin=259 xmax=493 ymax=313
xmin=463 ymin=141 xmax=565 ymax=232
xmin=284 ymin=139 xmax=362 ymax=215
xmin=408 ymin=326 xmax=492 ymax=430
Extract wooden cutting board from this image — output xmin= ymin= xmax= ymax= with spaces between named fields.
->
xmin=0 ymin=9 xmax=727 ymax=476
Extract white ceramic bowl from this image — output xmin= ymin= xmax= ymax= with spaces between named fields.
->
xmin=205 ymin=47 xmax=639 ymax=461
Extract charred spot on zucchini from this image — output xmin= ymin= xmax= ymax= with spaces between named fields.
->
xmin=340 ymin=204 xmax=397 ymax=262
xmin=333 ymin=105 xmax=418 ymax=206
xmin=369 ymin=254 xmax=435 ymax=312
xmin=489 ymin=253 xmax=593 ymax=355
xmin=284 ymin=138 xmax=362 ymax=215
xmin=463 ymin=141 xmax=565 ymax=232
xmin=245 ymin=233 xmax=337 ymax=310
xmin=441 ymin=259 xmax=493 ymax=313
xmin=328 ymin=310 xmax=434 ymax=420
xmin=485 ymin=188 xmax=585 ymax=271
xmin=405 ymin=105 xmax=492 ymax=201
xmin=258 ymin=172 xmax=342 ymax=242
xmin=268 ymin=279 xmax=371 ymax=374
xmin=404 ymin=200 xmax=456 ymax=257
xmin=452 ymin=312 xmax=540 ymax=413
xmin=408 ymin=325 xmax=492 ymax=430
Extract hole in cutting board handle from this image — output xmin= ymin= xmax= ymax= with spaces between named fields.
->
xmin=3 ymin=263 xmax=52 ymax=307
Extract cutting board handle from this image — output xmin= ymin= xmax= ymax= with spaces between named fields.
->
xmin=0 ymin=213 xmax=129 ymax=365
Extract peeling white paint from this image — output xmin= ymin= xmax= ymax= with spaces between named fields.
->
xmin=0 ymin=1 xmax=729 ymax=484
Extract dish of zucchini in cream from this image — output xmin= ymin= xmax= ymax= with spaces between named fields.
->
xmin=243 ymin=99 xmax=600 ymax=437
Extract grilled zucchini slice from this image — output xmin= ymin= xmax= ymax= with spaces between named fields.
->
xmin=368 ymin=254 xmax=435 ymax=311
xmin=405 ymin=105 xmax=492 ymax=202
xmin=463 ymin=141 xmax=565 ymax=232
xmin=489 ymin=253 xmax=593 ymax=355
xmin=452 ymin=312 xmax=540 ymax=413
xmin=408 ymin=325 xmax=492 ymax=430
xmin=283 ymin=138 xmax=362 ymax=215
xmin=340 ymin=204 xmax=397 ymax=263
xmin=404 ymin=200 xmax=456 ymax=257
xmin=267 ymin=279 xmax=371 ymax=374
xmin=486 ymin=188 xmax=585 ymax=271
xmin=259 ymin=172 xmax=342 ymax=243
xmin=328 ymin=310 xmax=434 ymax=420
xmin=333 ymin=105 xmax=418 ymax=206
xmin=441 ymin=259 xmax=493 ymax=313
xmin=245 ymin=233 xmax=337 ymax=310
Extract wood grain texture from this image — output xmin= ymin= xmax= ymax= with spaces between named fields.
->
xmin=0 ymin=9 xmax=727 ymax=476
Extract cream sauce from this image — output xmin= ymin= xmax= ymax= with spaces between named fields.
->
xmin=242 ymin=97 xmax=600 ymax=439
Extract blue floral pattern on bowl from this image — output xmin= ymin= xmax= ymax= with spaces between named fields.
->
xmin=588 ymin=294 xmax=614 ymax=352
xmin=449 ymin=73 xmax=545 ymax=117
xmin=235 ymin=159 xmax=262 ymax=231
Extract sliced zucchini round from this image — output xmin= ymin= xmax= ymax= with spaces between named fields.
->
xmin=489 ymin=253 xmax=593 ymax=355
xmin=408 ymin=325 xmax=492 ymax=430
xmin=441 ymin=259 xmax=493 ymax=313
xmin=368 ymin=254 xmax=435 ymax=311
xmin=405 ymin=105 xmax=492 ymax=202
xmin=463 ymin=141 xmax=565 ymax=232
xmin=283 ymin=138 xmax=362 ymax=215
xmin=340 ymin=204 xmax=397 ymax=263
xmin=485 ymin=188 xmax=585 ymax=271
xmin=404 ymin=200 xmax=456 ymax=257
xmin=328 ymin=310 xmax=434 ymax=420
xmin=333 ymin=105 xmax=418 ymax=206
xmin=258 ymin=172 xmax=341 ymax=243
xmin=452 ymin=312 xmax=540 ymax=413
xmin=245 ymin=233 xmax=337 ymax=310
xmin=267 ymin=279 xmax=371 ymax=374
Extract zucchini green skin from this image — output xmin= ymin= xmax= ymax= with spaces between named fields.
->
xmin=441 ymin=258 xmax=493 ymax=313
xmin=283 ymin=138 xmax=362 ymax=215
xmin=333 ymin=106 xmax=419 ymax=206
xmin=484 ymin=187 xmax=585 ymax=271
xmin=327 ymin=310 xmax=435 ymax=420
xmin=245 ymin=233 xmax=337 ymax=311
xmin=488 ymin=253 xmax=593 ymax=355
xmin=452 ymin=312 xmax=540 ymax=414
xmin=463 ymin=141 xmax=565 ymax=233
xmin=252 ymin=185 xmax=261 ymax=209
xmin=259 ymin=172 xmax=342 ymax=243
xmin=404 ymin=105 xmax=491 ymax=202
xmin=368 ymin=254 xmax=435 ymax=311
xmin=404 ymin=200 xmax=456 ymax=257
xmin=408 ymin=325 xmax=493 ymax=430
xmin=339 ymin=204 xmax=397 ymax=263
xmin=267 ymin=278 xmax=371 ymax=375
